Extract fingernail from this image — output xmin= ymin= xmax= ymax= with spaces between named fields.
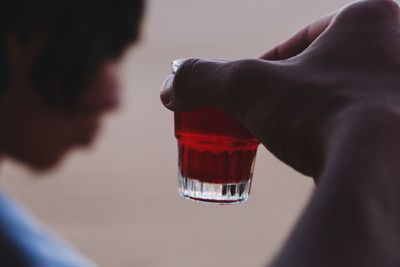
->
xmin=160 ymin=75 xmax=174 ymax=106
xmin=172 ymin=58 xmax=187 ymax=74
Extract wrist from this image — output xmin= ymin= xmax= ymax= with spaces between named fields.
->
xmin=322 ymin=104 xmax=400 ymax=181
xmin=272 ymin=105 xmax=400 ymax=267
xmin=317 ymin=104 xmax=400 ymax=258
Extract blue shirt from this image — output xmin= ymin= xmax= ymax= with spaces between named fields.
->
xmin=0 ymin=192 xmax=97 ymax=267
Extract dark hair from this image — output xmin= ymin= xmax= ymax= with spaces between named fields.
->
xmin=0 ymin=0 xmax=144 ymax=105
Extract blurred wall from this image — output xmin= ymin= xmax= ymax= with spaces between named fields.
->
xmin=1 ymin=1 xmax=363 ymax=266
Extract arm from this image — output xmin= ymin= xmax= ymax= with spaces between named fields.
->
xmin=272 ymin=108 xmax=400 ymax=267
xmin=161 ymin=1 xmax=400 ymax=266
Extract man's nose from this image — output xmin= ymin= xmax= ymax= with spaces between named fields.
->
xmin=80 ymin=63 xmax=121 ymax=114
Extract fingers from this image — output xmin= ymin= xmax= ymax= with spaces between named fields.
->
xmin=161 ymin=58 xmax=282 ymax=115
xmin=261 ymin=0 xmax=400 ymax=62
xmin=260 ymin=12 xmax=337 ymax=60
xmin=161 ymin=58 xmax=230 ymax=111
xmin=161 ymin=58 xmax=227 ymax=111
xmin=161 ymin=58 xmax=239 ymax=112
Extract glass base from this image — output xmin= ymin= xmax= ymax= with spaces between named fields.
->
xmin=178 ymin=174 xmax=252 ymax=204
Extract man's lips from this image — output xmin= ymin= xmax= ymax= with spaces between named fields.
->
xmin=72 ymin=122 xmax=101 ymax=147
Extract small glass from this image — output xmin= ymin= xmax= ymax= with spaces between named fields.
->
xmin=172 ymin=59 xmax=260 ymax=204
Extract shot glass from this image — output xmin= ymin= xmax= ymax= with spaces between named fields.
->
xmin=172 ymin=59 xmax=260 ymax=204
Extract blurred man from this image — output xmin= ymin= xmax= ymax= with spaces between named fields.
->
xmin=162 ymin=0 xmax=400 ymax=266
xmin=0 ymin=1 xmax=144 ymax=266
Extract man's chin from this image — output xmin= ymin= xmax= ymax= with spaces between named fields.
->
xmin=29 ymin=158 xmax=64 ymax=173
xmin=7 ymin=141 xmax=96 ymax=172
xmin=11 ymin=152 xmax=67 ymax=173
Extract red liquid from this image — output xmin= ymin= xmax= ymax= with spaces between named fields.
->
xmin=175 ymin=107 xmax=259 ymax=184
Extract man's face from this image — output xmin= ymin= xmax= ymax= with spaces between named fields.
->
xmin=0 ymin=35 xmax=121 ymax=170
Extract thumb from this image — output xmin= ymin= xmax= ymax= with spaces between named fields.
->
xmin=161 ymin=58 xmax=231 ymax=111
xmin=161 ymin=58 xmax=284 ymax=116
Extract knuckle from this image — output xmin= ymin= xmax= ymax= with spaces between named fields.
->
xmin=331 ymin=0 xmax=400 ymax=41
xmin=223 ymin=59 xmax=272 ymax=93
xmin=377 ymin=0 xmax=399 ymax=10
xmin=343 ymin=0 xmax=399 ymax=19
xmin=220 ymin=59 xmax=265 ymax=112
xmin=222 ymin=60 xmax=254 ymax=90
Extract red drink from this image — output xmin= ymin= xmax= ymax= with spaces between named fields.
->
xmin=175 ymin=107 xmax=259 ymax=203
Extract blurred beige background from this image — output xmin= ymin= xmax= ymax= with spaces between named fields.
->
xmin=1 ymin=0 xmax=359 ymax=266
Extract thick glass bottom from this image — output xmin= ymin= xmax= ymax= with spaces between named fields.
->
xmin=178 ymin=174 xmax=252 ymax=204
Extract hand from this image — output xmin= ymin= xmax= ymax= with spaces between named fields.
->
xmin=161 ymin=1 xmax=400 ymax=266
xmin=161 ymin=0 xmax=400 ymax=179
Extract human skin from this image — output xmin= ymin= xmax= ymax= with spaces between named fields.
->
xmin=0 ymin=33 xmax=122 ymax=170
xmin=161 ymin=0 xmax=400 ymax=266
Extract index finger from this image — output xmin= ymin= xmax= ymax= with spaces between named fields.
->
xmin=261 ymin=12 xmax=337 ymax=60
